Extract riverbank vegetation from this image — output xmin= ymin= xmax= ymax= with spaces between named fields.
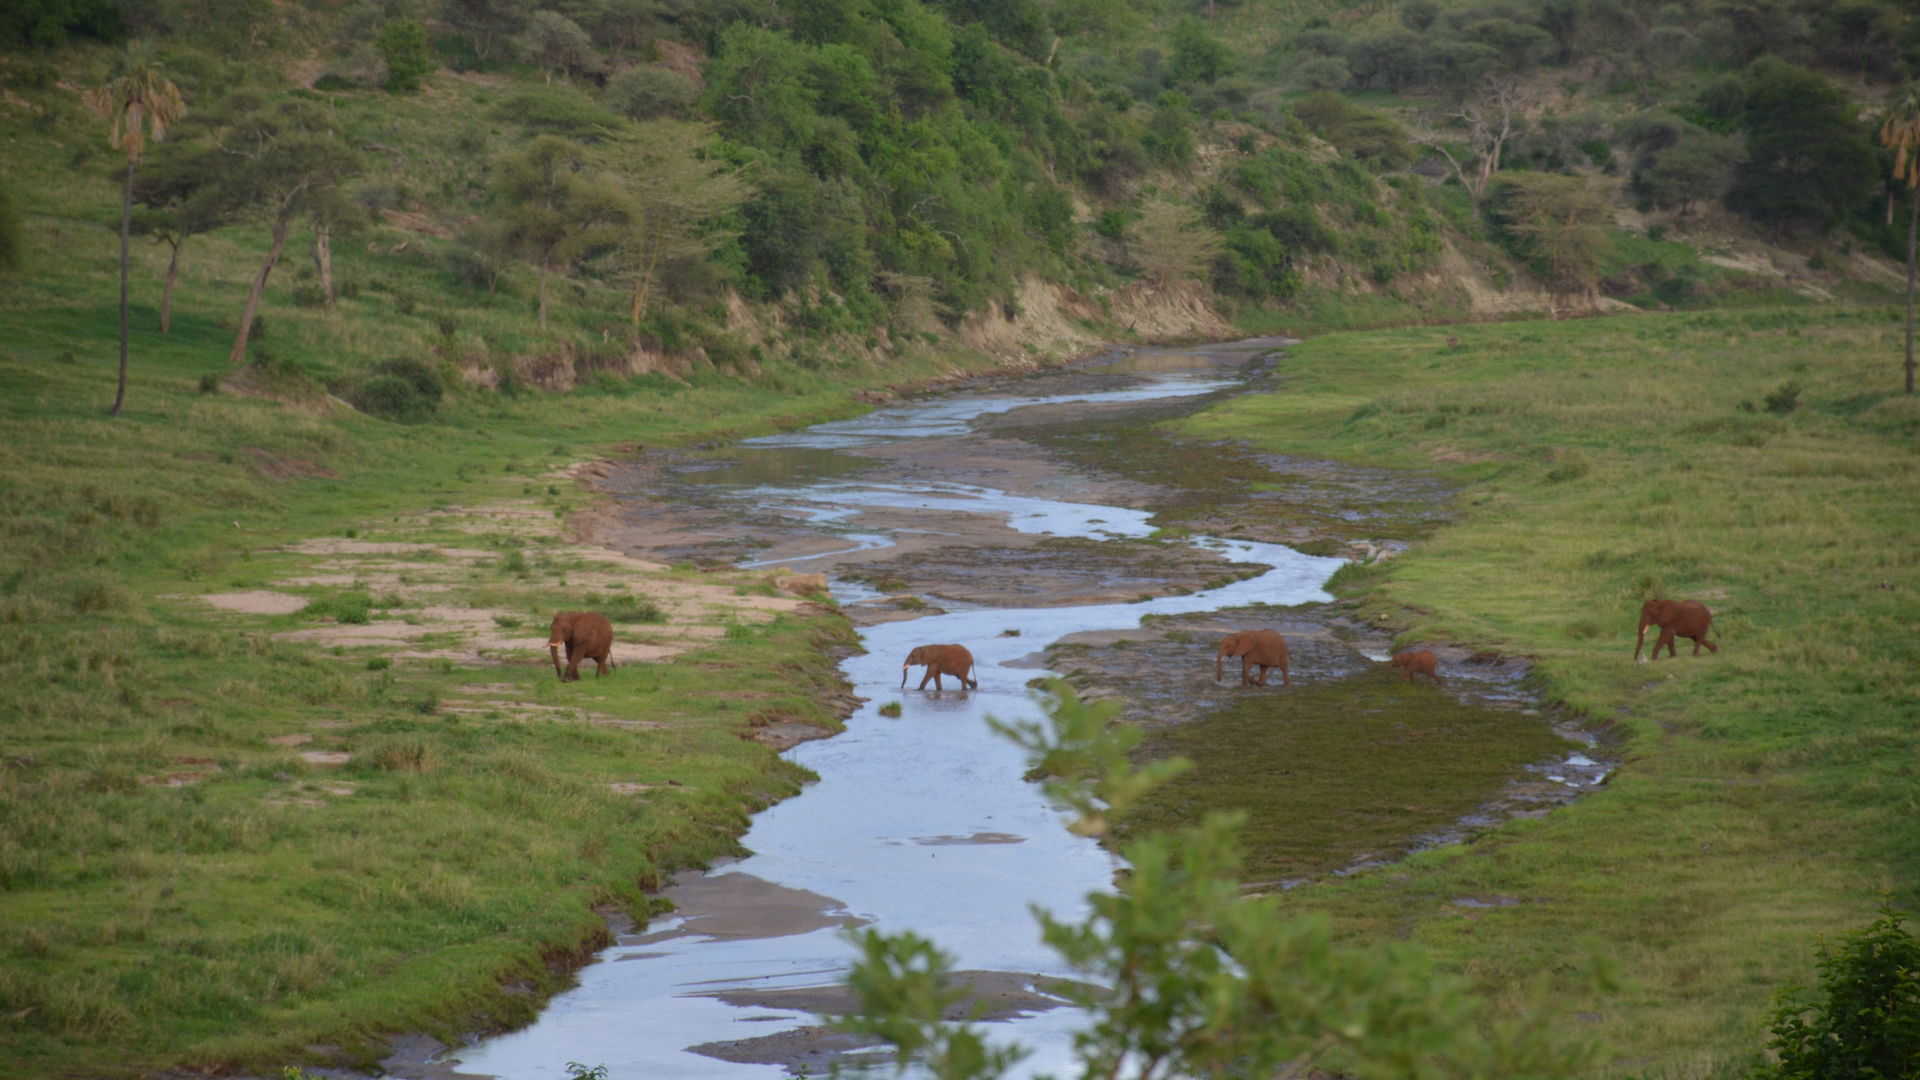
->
xmin=0 ymin=288 xmax=1003 ymax=1076
xmin=1175 ymin=304 xmax=1920 ymax=1073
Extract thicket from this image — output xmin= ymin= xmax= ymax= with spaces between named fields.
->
xmin=10 ymin=0 xmax=1920 ymax=396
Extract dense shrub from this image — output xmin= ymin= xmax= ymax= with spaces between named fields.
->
xmin=1759 ymin=911 xmax=1920 ymax=1080
xmin=348 ymin=358 xmax=443 ymax=423
xmin=604 ymin=66 xmax=699 ymax=119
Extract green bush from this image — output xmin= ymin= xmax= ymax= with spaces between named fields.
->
xmin=604 ymin=66 xmax=699 ymax=119
xmin=376 ymin=19 xmax=433 ymax=93
xmin=349 ymin=358 xmax=443 ymax=423
xmin=1759 ymin=911 xmax=1920 ymax=1080
xmin=304 ymin=591 xmax=373 ymax=624
xmin=493 ymin=87 xmax=627 ymax=140
xmin=1764 ymin=381 xmax=1803 ymax=415
xmin=606 ymin=598 xmax=666 ymax=624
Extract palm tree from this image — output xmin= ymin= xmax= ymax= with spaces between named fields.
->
xmin=83 ymin=42 xmax=186 ymax=417
xmin=1880 ymin=84 xmax=1920 ymax=395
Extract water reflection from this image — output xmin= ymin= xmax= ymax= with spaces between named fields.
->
xmin=448 ymin=341 xmax=1331 ymax=1080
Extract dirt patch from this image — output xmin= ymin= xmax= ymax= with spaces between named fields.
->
xmin=202 ymin=590 xmax=310 ymax=615
xmin=747 ymin=721 xmax=836 ymax=751
xmin=687 ymin=970 xmax=1084 ymax=1072
xmin=630 ymin=870 xmax=871 ymax=945
xmin=298 ymin=751 xmax=352 ymax=767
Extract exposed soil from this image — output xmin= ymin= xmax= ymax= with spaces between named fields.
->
xmin=687 ymin=970 xmax=1084 ymax=1070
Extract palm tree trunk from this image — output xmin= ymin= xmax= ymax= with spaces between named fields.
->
xmin=229 ymin=212 xmax=294 ymax=365
xmin=110 ymin=161 xmax=134 ymax=416
xmin=310 ymin=223 xmax=333 ymax=308
xmin=159 ymin=236 xmax=182 ymax=334
xmin=1908 ymin=185 xmax=1917 ymax=395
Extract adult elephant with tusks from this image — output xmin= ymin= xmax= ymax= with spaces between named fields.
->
xmin=548 ymin=611 xmax=615 ymax=681
xmin=902 ymin=644 xmax=977 ymax=691
xmin=1634 ymin=598 xmax=1717 ymax=660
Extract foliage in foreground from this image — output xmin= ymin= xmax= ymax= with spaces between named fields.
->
xmin=1759 ymin=910 xmax=1920 ymax=1080
xmin=836 ymin=682 xmax=1592 ymax=1080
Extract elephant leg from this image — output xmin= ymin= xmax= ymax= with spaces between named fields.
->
xmin=595 ymin=654 xmax=610 ymax=676
xmin=1656 ymin=629 xmax=1676 ymax=659
xmin=1278 ymin=660 xmax=1291 ymax=687
xmin=565 ymin=642 xmax=581 ymax=681
xmin=1701 ymin=637 xmax=1718 ymax=655
xmin=918 ymin=670 xmax=933 ymax=690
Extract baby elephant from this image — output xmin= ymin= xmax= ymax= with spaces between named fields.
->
xmin=548 ymin=611 xmax=615 ymax=682
xmin=902 ymin=644 xmax=977 ymax=691
xmin=1389 ymin=650 xmax=1443 ymax=685
xmin=1216 ymin=629 xmax=1290 ymax=687
xmin=1634 ymin=598 xmax=1716 ymax=661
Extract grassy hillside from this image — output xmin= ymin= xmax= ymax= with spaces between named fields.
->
xmin=1176 ymin=305 xmax=1920 ymax=1074
xmin=0 ymin=156 xmax=1065 ymax=1074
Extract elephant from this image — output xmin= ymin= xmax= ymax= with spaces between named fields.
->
xmin=1389 ymin=649 xmax=1443 ymax=685
xmin=1634 ymin=598 xmax=1717 ymax=660
xmin=1216 ymin=629 xmax=1290 ymax=687
xmin=902 ymin=644 xmax=977 ymax=691
xmin=548 ymin=611 xmax=615 ymax=682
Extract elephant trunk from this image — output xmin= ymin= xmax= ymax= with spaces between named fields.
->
xmin=1215 ymin=649 xmax=1227 ymax=683
xmin=549 ymin=641 xmax=565 ymax=678
xmin=900 ymin=664 xmax=909 ymax=688
xmin=1632 ymin=617 xmax=1651 ymax=660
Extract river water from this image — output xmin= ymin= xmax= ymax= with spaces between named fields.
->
xmin=438 ymin=340 xmax=1418 ymax=1078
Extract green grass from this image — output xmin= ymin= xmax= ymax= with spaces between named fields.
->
xmin=1173 ymin=305 xmax=1920 ymax=1075
xmin=1124 ymin=679 xmax=1567 ymax=883
xmin=0 ymin=102 xmax=1056 ymax=1076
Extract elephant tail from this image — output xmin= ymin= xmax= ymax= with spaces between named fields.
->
xmin=966 ymin=663 xmax=978 ymax=690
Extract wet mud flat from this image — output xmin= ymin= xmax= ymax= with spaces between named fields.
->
xmin=1043 ymin=607 xmax=1609 ymax=887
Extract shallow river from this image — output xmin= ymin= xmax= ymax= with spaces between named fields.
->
xmin=440 ymin=339 xmax=1553 ymax=1079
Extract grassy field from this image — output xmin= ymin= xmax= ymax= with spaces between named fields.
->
xmin=1175 ymin=306 xmax=1920 ymax=1075
xmin=0 ymin=154 xmax=1047 ymax=1074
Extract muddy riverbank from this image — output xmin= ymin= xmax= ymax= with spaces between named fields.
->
xmin=416 ymin=337 xmax=1608 ymax=1079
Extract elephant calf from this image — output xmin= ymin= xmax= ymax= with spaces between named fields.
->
xmin=1216 ymin=629 xmax=1290 ymax=687
xmin=1634 ymin=598 xmax=1716 ymax=661
xmin=902 ymin=644 xmax=977 ymax=691
xmin=548 ymin=611 xmax=615 ymax=682
xmin=1389 ymin=649 xmax=1443 ymax=685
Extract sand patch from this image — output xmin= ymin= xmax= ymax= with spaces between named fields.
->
xmin=203 ymin=590 xmax=312 ymax=615
xmin=299 ymin=751 xmax=352 ymax=767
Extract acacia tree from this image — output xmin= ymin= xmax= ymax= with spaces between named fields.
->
xmin=132 ymin=126 xmax=245 ymax=332
xmin=1880 ymin=84 xmax=1920 ymax=395
xmin=84 ymin=40 xmax=185 ymax=416
xmin=1487 ymin=173 xmax=1613 ymax=299
xmin=492 ymin=135 xmax=631 ymax=329
xmin=1128 ymin=198 xmax=1222 ymax=287
xmin=1412 ymin=74 xmax=1533 ymax=218
xmin=214 ymin=98 xmax=363 ymax=364
xmin=600 ymin=121 xmax=746 ymax=326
